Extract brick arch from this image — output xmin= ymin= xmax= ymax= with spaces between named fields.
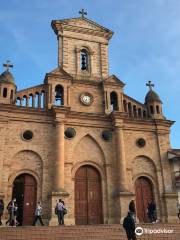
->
xmin=8 ymin=169 xmax=40 ymax=187
xmin=7 ymin=150 xmax=43 ymax=202
xmin=131 ymin=155 xmax=161 ymax=222
xmin=72 ymin=134 xmax=106 ymax=165
xmin=71 ymin=161 xmax=105 ymax=180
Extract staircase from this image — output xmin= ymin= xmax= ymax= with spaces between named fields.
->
xmin=0 ymin=224 xmax=179 ymax=240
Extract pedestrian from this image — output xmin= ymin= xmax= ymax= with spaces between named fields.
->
xmin=33 ymin=202 xmax=44 ymax=226
xmin=55 ymin=199 xmax=65 ymax=225
xmin=61 ymin=200 xmax=67 ymax=216
xmin=123 ymin=212 xmax=137 ymax=240
xmin=147 ymin=200 xmax=156 ymax=223
xmin=177 ymin=201 xmax=180 ymax=220
xmin=129 ymin=200 xmax=136 ymax=221
xmin=0 ymin=199 xmax=4 ymax=226
xmin=6 ymin=198 xmax=17 ymax=227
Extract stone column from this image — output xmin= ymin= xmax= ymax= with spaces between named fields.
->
xmin=32 ymin=95 xmax=35 ymax=108
xmin=26 ymin=96 xmax=29 ymax=108
xmin=115 ymin=126 xmax=127 ymax=192
xmin=38 ymin=93 xmax=41 ymax=109
xmin=54 ymin=122 xmax=65 ymax=192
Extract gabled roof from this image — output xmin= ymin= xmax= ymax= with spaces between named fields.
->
xmin=103 ymin=75 xmax=125 ymax=87
xmin=168 ymin=149 xmax=180 ymax=159
xmin=46 ymin=66 xmax=72 ymax=79
xmin=51 ymin=17 xmax=114 ymax=40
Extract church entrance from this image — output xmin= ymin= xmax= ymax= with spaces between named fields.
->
xmin=135 ymin=177 xmax=154 ymax=222
xmin=12 ymin=174 xmax=37 ymax=225
xmin=75 ymin=165 xmax=103 ymax=225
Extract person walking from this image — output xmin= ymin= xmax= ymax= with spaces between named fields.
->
xmin=123 ymin=212 xmax=137 ymax=240
xmin=147 ymin=200 xmax=156 ymax=223
xmin=56 ymin=199 xmax=65 ymax=225
xmin=0 ymin=199 xmax=4 ymax=226
xmin=6 ymin=198 xmax=17 ymax=227
xmin=129 ymin=200 xmax=136 ymax=221
xmin=33 ymin=202 xmax=44 ymax=226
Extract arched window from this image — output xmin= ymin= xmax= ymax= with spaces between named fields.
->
xmin=10 ymin=90 xmax=13 ymax=100
xmin=22 ymin=95 xmax=27 ymax=107
xmin=123 ymin=100 xmax=127 ymax=112
xmin=55 ymin=85 xmax=64 ymax=105
xmin=150 ymin=105 xmax=154 ymax=114
xmin=16 ymin=97 xmax=21 ymax=106
xmin=128 ymin=102 xmax=132 ymax=117
xmin=29 ymin=94 xmax=33 ymax=107
xmin=110 ymin=92 xmax=118 ymax=111
xmin=80 ymin=49 xmax=88 ymax=71
xmin=133 ymin=105 xmax=137 ymax=118
xmin=143 ymin=110 xmax=147 ymax=119
xmin=3 ymin=88 xmax=7 ymax=98
xmin=156 ymin=105 xmax=160 ymax=114
xmin=138 ymin=108 xmax=142 ymax=118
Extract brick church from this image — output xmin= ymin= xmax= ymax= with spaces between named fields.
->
xmin=0 ymin=12 xmax=179 ymax=225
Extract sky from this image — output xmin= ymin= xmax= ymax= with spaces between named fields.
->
xmin=0 ymin=0 xmax=180 ymax=148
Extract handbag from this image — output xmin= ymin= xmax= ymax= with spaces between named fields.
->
xmin=55 ymin=205 xmax=58 ymax=215
xmin=63 ymin=208 xmax=67 ymax=215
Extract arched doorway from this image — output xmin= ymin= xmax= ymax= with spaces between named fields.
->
xmin=135 ymin=176 xmax=154 ymax=222
xmin=12 ymin=174 xmax=37 ymax=225
xmin=75 ymin=165 xmax=103 ymax=224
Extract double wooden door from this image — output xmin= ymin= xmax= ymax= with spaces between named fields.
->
xmin=75 ymin=166 xmax=103 ymax=224
xmin=135 ymin=177 xmax=154 ymax=222
xmin=12 ymin=174 xmax=37 ymax=225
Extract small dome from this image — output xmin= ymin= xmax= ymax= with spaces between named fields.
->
xmin=145 ymin=90 xmax=162 ymax=104
xmin=0 ymin=70 xmax=15 ymax=85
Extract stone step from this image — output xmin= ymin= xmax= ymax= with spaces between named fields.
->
xmin=0 ymin=224 xmax=179 ymax=240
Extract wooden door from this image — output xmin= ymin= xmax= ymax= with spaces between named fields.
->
xmin=75 ymin=166 xmax=103 ymax=225
xmin=23 ymin=175 xmax=37 ymax=225
xmin=135 ymin=177 xmax=154 ymax=222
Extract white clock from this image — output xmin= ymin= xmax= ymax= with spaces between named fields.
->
xmin=80 ymin=93 xmax=93 ymax=106
xmin=82 ymin=95 xmax=91 ymax=104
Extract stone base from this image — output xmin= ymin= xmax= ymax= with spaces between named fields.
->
xmin=163 ymin=192 xmax=179 ymax=223
xmin=49 ymin=190 xmax=70 ymax=226
xmin=117 ymin=191 xmax=135 ymax=223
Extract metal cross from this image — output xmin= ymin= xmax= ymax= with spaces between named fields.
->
xmin=79 ymin=9 xmax=87 ymax=18
xmin=3 ymin=60 xmax=13 ymax=71
xmin=146 ymin=80 xmax=154 ymax=91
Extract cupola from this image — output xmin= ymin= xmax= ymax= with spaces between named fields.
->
xmin=0 ymin=61 xmax=17 ymax=105
xmin=144 ymin=81 xmax=164 ymax=119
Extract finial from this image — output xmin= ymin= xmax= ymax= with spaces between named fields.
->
xmin=79 ymin=9 xmax=87 ymax=18
xmin=146 ymin=80 xmax=154 ymax=91
xmin=3 ymin=60 xmax=13 ymax=71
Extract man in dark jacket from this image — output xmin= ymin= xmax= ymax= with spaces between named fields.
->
xmin=123 ymin=212 xmax=137 ymax=240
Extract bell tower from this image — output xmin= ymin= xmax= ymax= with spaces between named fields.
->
xmin=51 ymin=10 xmax=113 ymax=79
xmin=0 ymin=61 xmax=16 ymax=105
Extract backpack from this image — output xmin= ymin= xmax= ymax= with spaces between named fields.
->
xmin=123 ymin=216 xmax=130 ymax=230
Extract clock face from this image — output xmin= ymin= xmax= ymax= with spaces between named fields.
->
xmin=82 ymin=95 xmax=91 ymax=103
xmin=80 ymin=93 xmax=93 ymax=105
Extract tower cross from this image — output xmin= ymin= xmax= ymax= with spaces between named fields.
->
xmin=146 ymin=80 xmax=154 ymax=91
xmin=3 ymin=60 xmax=13 ymax=71
xmin=79 ymin=9 xmax=87 ymax=18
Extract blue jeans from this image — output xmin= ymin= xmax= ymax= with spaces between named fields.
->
xmin=57 ymin=210 xmax=64 ymax=225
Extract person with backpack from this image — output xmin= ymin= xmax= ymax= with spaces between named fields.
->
xmin=123 ymin=212 xmax=137 ymax=240
xmin=55 ymin=199 xmax=65 ymax=225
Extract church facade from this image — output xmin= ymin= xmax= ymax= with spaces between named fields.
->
xmin=0 ymin=14 xmax=178 ymax=225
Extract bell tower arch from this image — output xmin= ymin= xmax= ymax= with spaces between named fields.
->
xmin=51 ymin=11 xmax=113 ymax=79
